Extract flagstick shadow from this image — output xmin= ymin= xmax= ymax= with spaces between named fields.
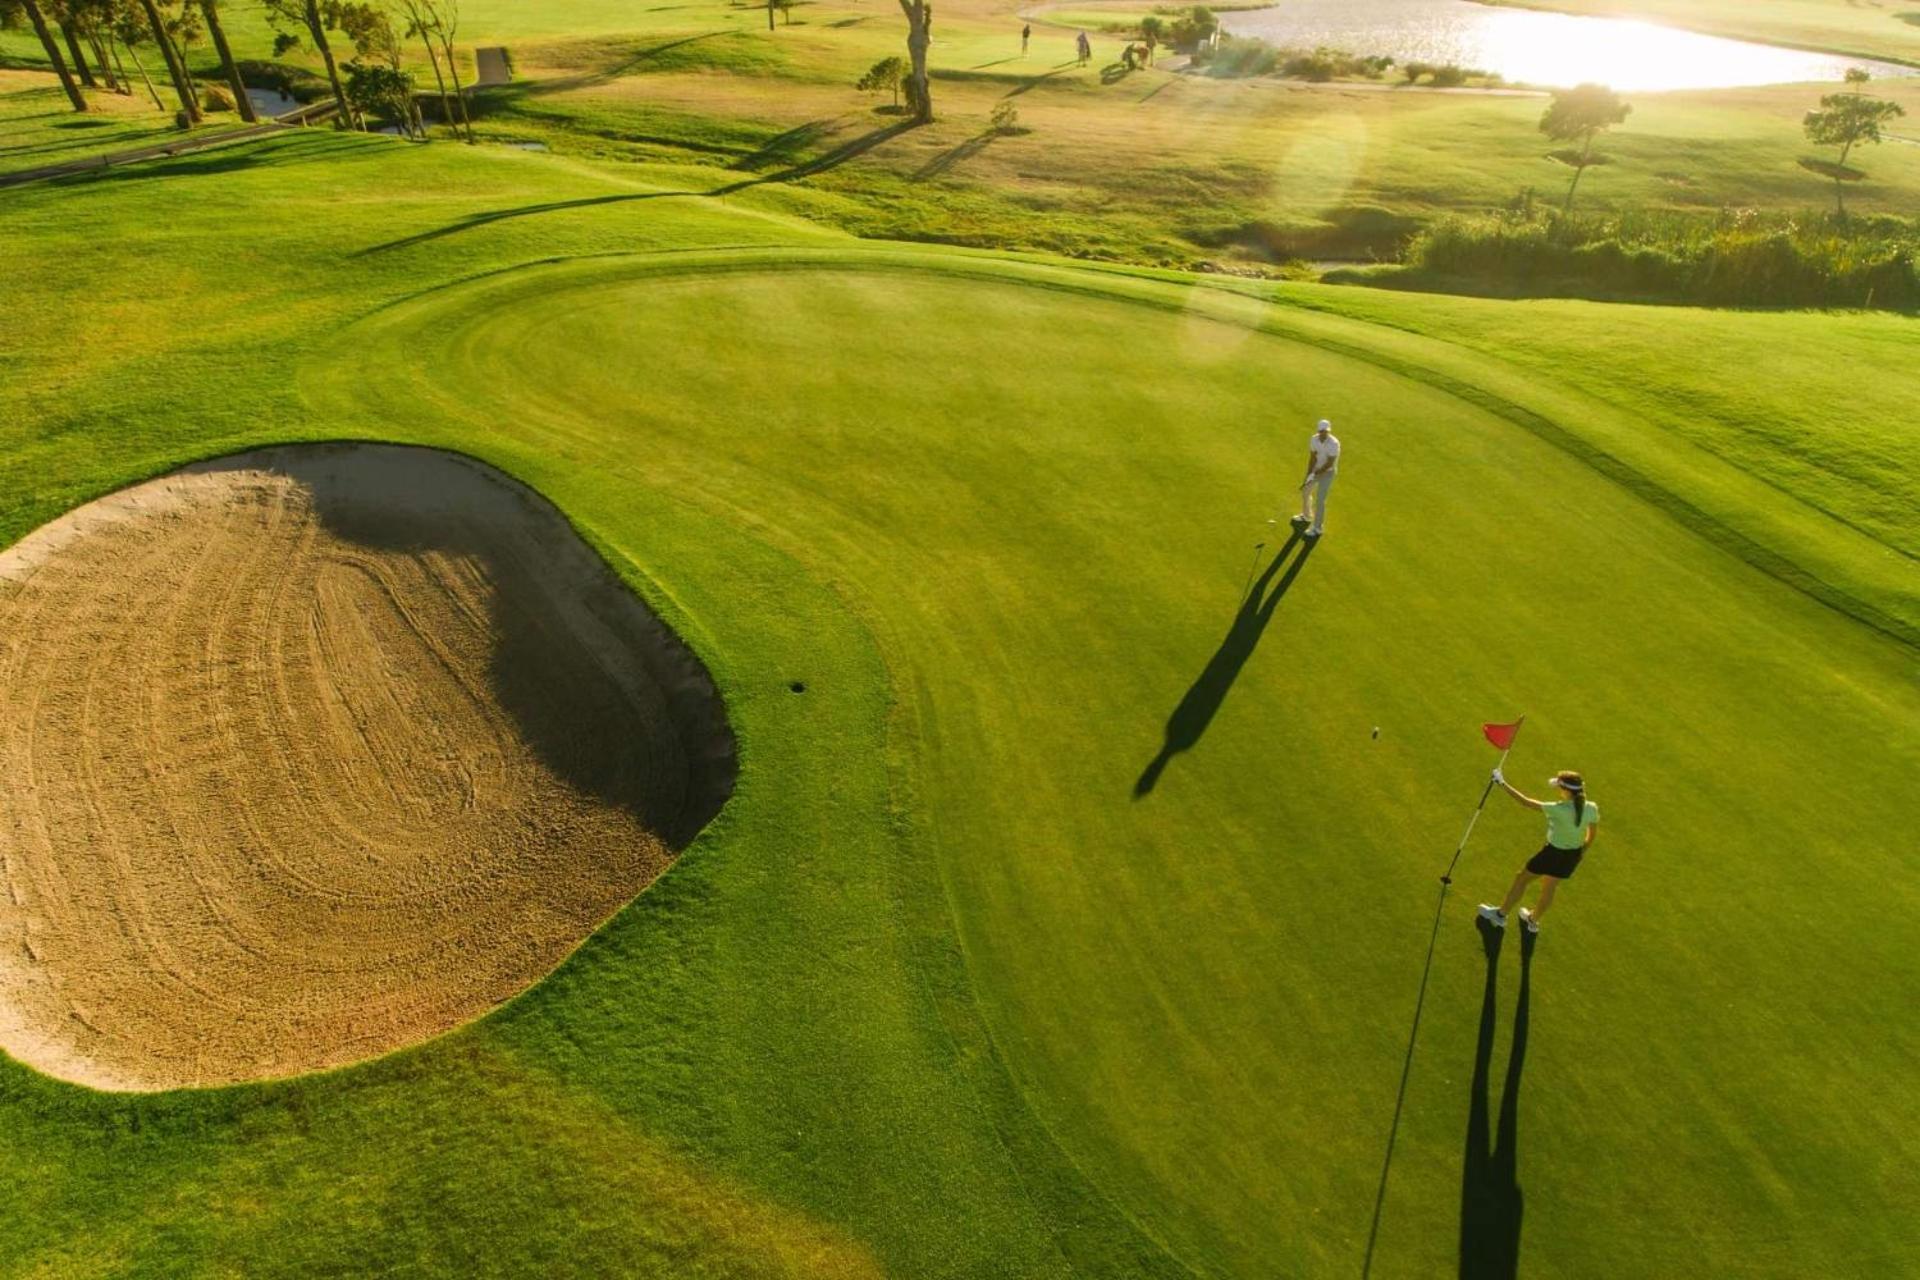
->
xmin=1132 ymin=530 xmax=1310 ymax=797
xmin=1360 ymin=877 xmax=1453 ymax=1278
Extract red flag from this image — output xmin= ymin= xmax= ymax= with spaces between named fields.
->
xmin=1482 ymin=721 xmax=1522 ymax=751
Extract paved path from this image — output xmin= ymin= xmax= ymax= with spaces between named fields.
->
xmin=474 ymin=48 xmax=511 ymax=87
xmin=0 ymin=100 xmax=338 ymax=191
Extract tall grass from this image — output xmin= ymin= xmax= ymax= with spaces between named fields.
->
xmin=1401 ymin=206 xmax=1919 ymax=310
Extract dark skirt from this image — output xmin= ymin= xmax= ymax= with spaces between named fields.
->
xmin=1526 ymin=844 xmax=1585 ymax=879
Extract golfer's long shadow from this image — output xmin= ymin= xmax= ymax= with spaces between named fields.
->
xmin=1133 ymin=530 xmax=1311 ymax=797
xmin=1460 ymin=921 xmax=1532 ymax=1279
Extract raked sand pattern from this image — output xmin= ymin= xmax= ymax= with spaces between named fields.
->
xmin=0 ymin=444 xmax=733 ymax=1091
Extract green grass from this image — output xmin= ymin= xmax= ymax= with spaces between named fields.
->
xmin=0 ymin=79 xmax=231 ymax=178
xmin=7 ymin=0 xmax=1920 ymax=266
xmin=1 ymin=128 xmax=1915 ymax=1279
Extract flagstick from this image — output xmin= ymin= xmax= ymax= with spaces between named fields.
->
xmin=1364 ymin=715 xmax=1527 ymax=1277
xmin=1440 ymin=715 xmax=1525 ymax=885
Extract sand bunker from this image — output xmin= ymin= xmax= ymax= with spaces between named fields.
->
xmin=0 ymin=444 xmax=733 ymax=1091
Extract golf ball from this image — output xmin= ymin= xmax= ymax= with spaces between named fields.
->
xmin=1371 ymin=726 xmax=1380 ymax=738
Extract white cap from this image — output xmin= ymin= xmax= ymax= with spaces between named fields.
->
xmin=1316 ymin=419 xmax=1333 ymax=432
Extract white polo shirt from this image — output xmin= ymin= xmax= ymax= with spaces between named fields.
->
xmin=1309 ymin=432 xmax=1341 ymax=474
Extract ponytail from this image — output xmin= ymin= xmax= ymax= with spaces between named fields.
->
xmin=1554 ymin=770 xmax=1586 ymax=824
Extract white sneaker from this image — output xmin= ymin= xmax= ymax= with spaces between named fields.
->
xmin=1309 ymin=527 xmax=1325 ymax=538
xmin=1518 ymin=908 xmax=1541 ymax=934
xmin=1476 ymin=904 xmax=1506 ymax=928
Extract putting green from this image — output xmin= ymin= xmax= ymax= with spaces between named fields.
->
xmin=300 ymin=250 xmax=1919 ymax=1278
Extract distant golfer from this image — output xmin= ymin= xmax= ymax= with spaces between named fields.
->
xmin=1292 ymin=419 xmax=1340 ymax=537
xmin=1076 ymin=30 xmax=1092 ymax=64
xmin=1022 ymin=23 xmax=1031 ymax=55
xmin=1478 ymin=770 xmax=1598 ymax=934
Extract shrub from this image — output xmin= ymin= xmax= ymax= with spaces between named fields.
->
xmin=1201 ymin=34 xmax=1277 ymax=76
xmin=1402 ymin=208 xmax=1919 ymax=310
xmin=858 ymin=55 xmax=906 ymax=107
xmin=1202 ymin=39 xmax=1392 ymax=81
xmin=1429 ymin=64 xmax=1467 ymax=88
xmin=1166 ymin=5 xmax=1217 ymax=51
xmin=990 ymin=100 xmax=1020 ymax=134
xmin=1282 ymin=47 xmax=1338 ymax=81
xmin=1403 ymin=61 xmax=1431 ymax=84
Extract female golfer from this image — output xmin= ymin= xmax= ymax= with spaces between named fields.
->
xmin=1477 ymin=769 xmax=1598 ymax=934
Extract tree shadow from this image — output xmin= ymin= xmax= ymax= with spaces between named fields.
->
xmin=1133 ymin=530 xmax=1311 ymax=797
xmin=1001 ymin=65 xmax=1074 ymax=98
xmin=357 ymin=119 xmax=915 ymax=255
xmin=1798 ymin=156 xmax=1864 ymax=182
xmin=727 ymin=118 xmax=835 ymax=171
xmin=912 ymin=129 xmax=996 ymax=180
xmin=1459 ymin=919 xmax=1532 ymax=1279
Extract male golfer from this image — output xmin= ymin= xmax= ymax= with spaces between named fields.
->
xmin=1292 ymin=419 xmax=1340 ymax=537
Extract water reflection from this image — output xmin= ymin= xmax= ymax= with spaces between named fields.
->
xmin=1219 ymin=0 xmax=1910 ymax=91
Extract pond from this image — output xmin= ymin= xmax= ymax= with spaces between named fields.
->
xmin=1216 ymin=0 xmax=1911 ymax=91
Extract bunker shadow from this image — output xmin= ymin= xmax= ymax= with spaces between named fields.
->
xmin=177 ymin=444 xmax=737 ymax=849
xmin=1460 ymin=920 xmax=1532 ymax=1279
xmin=1133 ymin=529 xmax=1311 ymax=797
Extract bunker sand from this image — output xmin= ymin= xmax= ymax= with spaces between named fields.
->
xmin=0 ymin=444 xmax=733 ymax=1091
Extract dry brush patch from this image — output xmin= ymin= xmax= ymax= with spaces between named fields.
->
xmin=0 ymin=443 xmax=733 ymax=1091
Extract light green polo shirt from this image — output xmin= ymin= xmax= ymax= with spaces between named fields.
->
xmin=1544 ymin=798 xmax=1598 ymax=850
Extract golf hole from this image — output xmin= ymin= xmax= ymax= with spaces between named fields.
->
xmin=0 ymin=443 xmax=736 ymax=1091
xmin=789 ymin=681 xmax=807 ymax=694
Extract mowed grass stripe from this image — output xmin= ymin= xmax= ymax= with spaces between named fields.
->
xmin=302 ymin=252 xmax=1919 ymax=1278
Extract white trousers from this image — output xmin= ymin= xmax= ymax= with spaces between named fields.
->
xmin=1301 ymin=471 xmax=1335 ymax=531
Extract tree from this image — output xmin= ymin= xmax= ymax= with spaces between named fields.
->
xmin=1539 ymin=82 xmax=1630 ymax=211
xmin=106 ymin=2 xmax=168 ymax=110
xmin=398 ymin=0 xmax=452 ymax=135
xmin=895 ymin=0 xmax=931 ymax=124
xmin=134 ymin=0 xmax=202 ymax=123
xmin=1804 ymin=90 xmax=1904 ymax=172
xmin=337 ymin=2 xmax=422 ymax=135
xmin=419 ymin=0 xmax=473 ymax=142
xmin=1804 ymin=87 xmax=1904 ymax=214
xmin=195 ymin=1 xmax=257 ymax=121
xmin=59 ymin=0 xmax=124 ymax=93
xmin=1 ymin=0 xmax=90 ymax=111
xmin=56 ymin=10 xmax=95 ymax=86
xmin=857 ymin=54 xmax=904 ymax=108
xmin=265 ymin=0 xmax=353 ymax=128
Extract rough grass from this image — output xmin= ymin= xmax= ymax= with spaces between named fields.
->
xmin=0 ymin=75 xmax=227 ymax=177
xmin=6 ymin=0 xmax=1920 ymax=265
xmin=1 ymin=130 xmax=1915 ymax=1280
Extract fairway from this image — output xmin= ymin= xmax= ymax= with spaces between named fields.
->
xmin=2 ymin=4 xmax=1917 ymax=1269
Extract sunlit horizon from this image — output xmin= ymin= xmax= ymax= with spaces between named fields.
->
xmin=1220 ymin=0 xmax=1912 ymax=91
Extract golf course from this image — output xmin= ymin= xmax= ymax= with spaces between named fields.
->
xmin=1 ymin=0 xmax=1915 ymax=1276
